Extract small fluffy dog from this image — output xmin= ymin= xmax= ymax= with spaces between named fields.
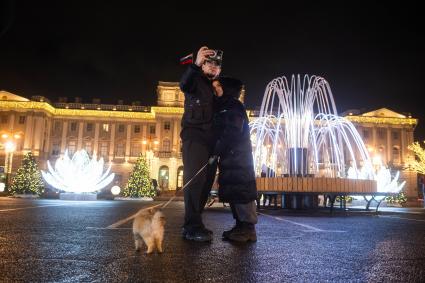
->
xmin=132 ymin=207 xmax=166 ymax=254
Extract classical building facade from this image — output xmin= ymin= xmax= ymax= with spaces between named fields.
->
xmin=0 ymin=84 xmax=419 ymax=199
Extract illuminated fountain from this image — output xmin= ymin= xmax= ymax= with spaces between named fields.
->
xmin=250 ymin=75 xmax=404 ymax=207
xmin=42 ymin=149 xmax=115 ymax=200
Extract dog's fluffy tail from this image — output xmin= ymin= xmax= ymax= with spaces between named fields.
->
xmin=107 ymin=203 xmax=163 ymax=229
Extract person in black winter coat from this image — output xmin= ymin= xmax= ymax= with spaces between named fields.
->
xmin=211 ymin=77 xmax=258 ymax=242
xmin=179 ymin=46 xmax=222 ymax=242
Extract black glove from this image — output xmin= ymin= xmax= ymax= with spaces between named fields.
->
xmin=208 ymin=155 xmax=218 ymax=165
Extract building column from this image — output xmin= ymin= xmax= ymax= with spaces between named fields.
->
xmin=155 ymin=120 xmax=161 ymax=151
xmin=77 ymin=121 xmax=84 ymax=150
xmin=60 ymin=121 xmax=68 ymax=155
xmin=401 ymin=128 xmax=406 ymax=164
xmin=44 ymin=118 xmax=52 ymax=155
xmin=23 ymin=114 xmax=34 ymax=151
xmin=142 ymin=124 xmax=147 ymax=153
xmin=8 ymin=112 xmax=15 ymax=131
xmin=93 ymin=123 xmax=100 ymax=156
xmin=386 ymin=127 xmax=391 ymax=164
xmin=125 ymin=124 xmax=131 ymax=160
xmin=172 ymin=119 xmax=179 ymax=153
xmin=109 ymin=124 xmax=116 ymax=161
xmin=32 ymin=117 xmax=44 ymax=156
xmin=372 ymin=127 xmax=377 ymax=150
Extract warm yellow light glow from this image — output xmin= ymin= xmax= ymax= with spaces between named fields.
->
xmin=345 ymin=115 xmax=417 ymax=126
xmin=154 ymin=140 xmax=159 ymax=145
xmin=5 ymin=141 xmax=16 ymax=152
xmin=13 ymin=134 xmax=21 ymax=139
xmin=372 ymin=154 xmax=382 ymax=166
xmin=142 ymin=140 xmax=147 ymax=145
xmin=1 ymin=134 xmax=8 ymax=139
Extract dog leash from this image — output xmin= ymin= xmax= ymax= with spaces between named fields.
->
xmin=161 ymin=159 xmax=213 ymax=209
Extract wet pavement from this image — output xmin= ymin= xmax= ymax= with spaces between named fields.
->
xmin=1 ymin=197 xmax=425 ymax=282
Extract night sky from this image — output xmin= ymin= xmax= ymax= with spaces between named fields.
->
xmin=1 ymin=1 xmax=424 ymax=139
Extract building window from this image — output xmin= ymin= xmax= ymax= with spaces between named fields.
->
xmin=163 ymin=139 xmax=171 ymax=152
xmin=158 ymin=165 xmax=169 ymax=190
xmin=100 ymin=142 xmax=108 ymax=158
xmin=51 ymin=142 xmax=60 ymax=156
xmin=68 ymin=141 xmax=76 ymax=155
xmin=149 ymin=125 xmax=156 ymax=134
xmin=131 ymin=142 xmax=141 ymax=157
xmin=86 ymin=123 xmax=93 ymax=132
xmin=392 ymin=146 xmax=400 ymax=163
xmin=134 ymin=125 xmax=141 ymax=133
xmin=54 ymin=121 xmax=61 ymax=132
xmin=18 ymin=116 xmax=26 ymax=124
xmin=70 ymin=122 xmax=77 ymax=132
xmin=363 ymin=129 xmax=370 ymax=139
xmin=118 ymin=124 xmax=125 ymax=133
xmin=177 ymin=166 xmax=184 ymax=189
xmin=116 ymin=143 xmax=125 ymax=157
xmin=85 ymin=141 xmax=92 ymax=154
xmin=164 ymin=121 xmax=171 ymax=130
xmin=392 ymin=131 xmax=399 ymax=140
xmin=0 ymin=115 xmax=7 ymax=124
xmin=377 ymin=128 xmax=385 ymax=140
xmin=102 ymin=123 xmax=109 ymax=132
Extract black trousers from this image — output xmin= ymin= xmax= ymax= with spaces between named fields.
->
xmin=182 ymin=140 xmax=217 ymax=230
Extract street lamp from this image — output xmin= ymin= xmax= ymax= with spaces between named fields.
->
xmin=1 ymin=133 xmax=20 ymax=192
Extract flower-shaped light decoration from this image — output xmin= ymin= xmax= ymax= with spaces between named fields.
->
xmin=42 ymin=149 xmax=115 ymax=193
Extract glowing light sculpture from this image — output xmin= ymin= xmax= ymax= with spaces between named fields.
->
xmin=42 ymin=149 xmax=115 ymax=193
xmin=250 ymin=74 xmax=405 ymax=193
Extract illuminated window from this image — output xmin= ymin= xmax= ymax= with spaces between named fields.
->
xmin=158 ymin=166 xmax=169 ymax=190
xmin=177 ymin=166 xmax=184 ymax=189
xmin=102 ymin=124 xmax=109 ymax=132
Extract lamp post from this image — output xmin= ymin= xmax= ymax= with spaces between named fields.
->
xmin=1 ymin=133 xmax=20 ymax=192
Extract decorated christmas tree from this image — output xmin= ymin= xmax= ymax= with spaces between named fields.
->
xmin=10 ymin=152 xmax=44 ymax=195
xmin=123 ymin=153 xmax=155 ymax=197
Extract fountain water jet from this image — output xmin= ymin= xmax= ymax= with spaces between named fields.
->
xmin=250 ymin=75 xmax=404 ymax=208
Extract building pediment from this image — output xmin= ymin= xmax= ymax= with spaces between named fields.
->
xmin=0 ymin=90 xmax=30 ymax=102
xmin=361 ymin=108 xmax=406 ymax=118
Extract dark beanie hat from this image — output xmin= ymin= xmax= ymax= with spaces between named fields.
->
xmin=218 ymin=77 xmax=243 ymax=99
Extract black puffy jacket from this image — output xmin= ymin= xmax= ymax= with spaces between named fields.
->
xmin=213 ymin=95 xmax=257 ymax=204
xmin=180 ymin=64 xmax=216 ymax=146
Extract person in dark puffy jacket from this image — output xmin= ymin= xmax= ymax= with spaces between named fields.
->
xmin=179 ymin=46 xmax=222 ymax=242
xmin=211 ymin=77 xmax=258 ymax=242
